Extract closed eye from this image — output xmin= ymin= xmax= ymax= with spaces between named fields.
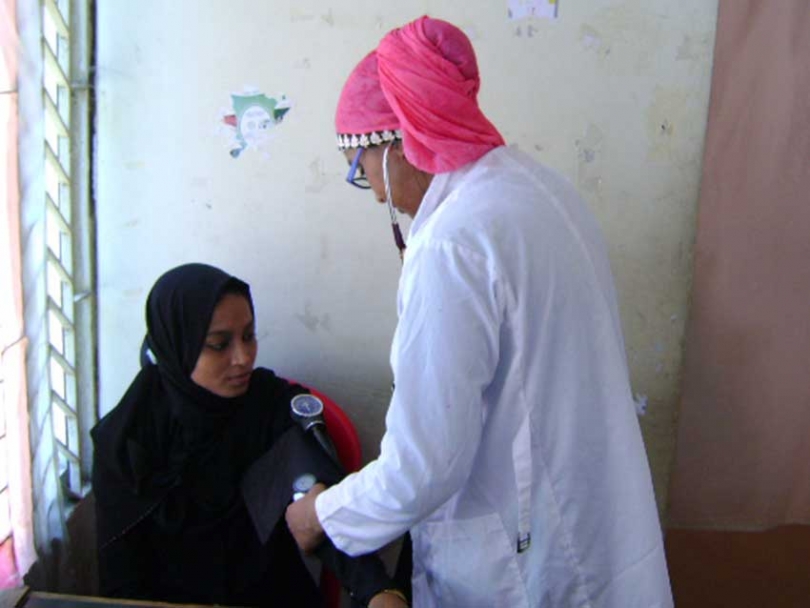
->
xmin=205 ymin=339 xmax=230 ymax=352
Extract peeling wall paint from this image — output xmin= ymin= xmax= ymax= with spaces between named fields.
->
xmin=575 ymin=123 xmax=605 ymax=194
xmin=634 ymin=393 xmax=649 ymax=416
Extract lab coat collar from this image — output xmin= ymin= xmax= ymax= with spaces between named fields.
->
xmin=409 ymin=159 xmax=475 ymax=239
xmin=409 ymin=147 xmax=506 ymax=240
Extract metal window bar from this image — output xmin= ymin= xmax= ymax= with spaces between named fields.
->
xmin=42 ymin=0 xmax=83 ymax=500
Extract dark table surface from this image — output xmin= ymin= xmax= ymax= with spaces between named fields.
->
xmin=1 ymin=589 xmax=238 ymax=608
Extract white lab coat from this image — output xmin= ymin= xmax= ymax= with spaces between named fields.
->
xmin=316 ymin=146 xmax=673 ymax=607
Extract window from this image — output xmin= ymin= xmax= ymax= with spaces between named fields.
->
xmin=43 ymin=0 xmax=83 ymax=499
xmin=42 ymin=0 xmax=95 ymax=499
xmin=17 ymin=0 xmax=95 ymax=553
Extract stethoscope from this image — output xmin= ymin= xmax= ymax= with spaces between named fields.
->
xmin=382 ymin=143 xmax=407 ymax=262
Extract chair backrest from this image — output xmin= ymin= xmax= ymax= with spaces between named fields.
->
xmin=289 ymin=382 xmax=362 ymax=608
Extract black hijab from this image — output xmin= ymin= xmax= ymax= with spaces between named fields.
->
xmin=142 ymin=263 xmax=255 ymax=449
xmin=91 ymin=263 xmax=292 ymax=545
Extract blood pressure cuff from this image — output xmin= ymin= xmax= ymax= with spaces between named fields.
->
xmin=241 ymin=426 xmax=396 ymax=606
xmin=241 ymin=425 xmax=344 ymax=544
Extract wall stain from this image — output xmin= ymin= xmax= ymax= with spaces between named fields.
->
xmin=575 ymin=123 xmax=604 ymax=195
xmin=306 ymin=157 xmax=330 ymax=193
xmin=581 ymin=4 xmax=668 ymax=70
xmin=676 ymin=33 xmax=712 ymax=61
xmin=646 ymin=87 xmax=691 ymax=162
xmin=320 ymin=313 xmax=332 ymax=332
xmin=514 ymin=24 xmax=539 ymax=38
xmin=580 ymin=25 xmax=611 ymax=58
xmin=190 ymin=197 xmax=213 ymax=210
xmin=296 ymin=303 xmax=331 ymax=333
xmin=289 ymin=9 xmax=315 ymax=22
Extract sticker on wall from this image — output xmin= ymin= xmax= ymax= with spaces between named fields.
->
xmin=508 ymin=0 xmax=559 ymax=21
xmin=219 ymin=88 xmax=292 ymax=159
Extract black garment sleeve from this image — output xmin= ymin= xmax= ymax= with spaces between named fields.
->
xmin=95 ymin=503 xmax=152 ymax=599
xmin=393 ymin=532 xmax=413 ymax=604
xmin=313 ymin=542 xmax=395 ymax=607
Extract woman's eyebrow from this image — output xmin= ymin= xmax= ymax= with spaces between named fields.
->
xmin=206 ymin=317 xmax=254 ymax=337
xmin=205 ymin=330 xmax=232 ymax=338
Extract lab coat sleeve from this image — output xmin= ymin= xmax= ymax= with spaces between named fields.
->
xmin=316 ymin=240 xmax=503 ymax=556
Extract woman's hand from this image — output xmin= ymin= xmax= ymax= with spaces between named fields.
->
xmin=285 ymin=482 xmax=327 ymax=553
xmin=368 ymin=590 xmax=409 ymax=608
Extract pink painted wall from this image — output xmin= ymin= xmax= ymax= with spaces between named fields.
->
xmin=669 ymin=0 xmax=810 ymax=528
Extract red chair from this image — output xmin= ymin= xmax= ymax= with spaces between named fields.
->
xmin=292 ymin=382 xmax=363 ymax=608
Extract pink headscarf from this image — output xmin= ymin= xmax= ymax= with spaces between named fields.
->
xmin=335 ymin=16 xmax=505 ymax=174
xmin=334 ymin=51 xmax=402 ymax=149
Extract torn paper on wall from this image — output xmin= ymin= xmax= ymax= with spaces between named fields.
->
xmin=218 ymin=88 xmax=291 ymax=159
xmin=508 ymin=0 xmax=559 ymax=21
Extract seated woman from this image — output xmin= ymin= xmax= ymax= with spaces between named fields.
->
xmin=91 ymin=263 xmax=406 ymax=608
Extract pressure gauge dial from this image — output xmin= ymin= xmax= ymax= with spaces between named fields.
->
xmin=291 ymin=394 xmax=324 ymax=419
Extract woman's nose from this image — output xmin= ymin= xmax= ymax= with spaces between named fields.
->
xmin=232 ymin=342 xmax=250 ymax=365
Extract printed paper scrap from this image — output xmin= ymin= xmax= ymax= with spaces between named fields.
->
xmin=508 ymin=0 xmax=559 ymax=21
xmin=219 ymin=89 xmax=291 ymax=159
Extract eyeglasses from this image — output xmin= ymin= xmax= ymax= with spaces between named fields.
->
xmin=344 ymin=144 xmax=406 ymax=262
xmin=346 ymin=148 xmax=371 ymax=189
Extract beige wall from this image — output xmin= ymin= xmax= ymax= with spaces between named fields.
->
xmin=95 ymin=0 xmax=718 ymax=515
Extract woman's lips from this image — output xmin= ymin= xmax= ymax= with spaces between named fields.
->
xmin=227 ymin=371 xmax=252 ymax=385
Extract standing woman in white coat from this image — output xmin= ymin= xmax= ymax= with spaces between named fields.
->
xmin=287 ymin=15 xmax=673 ymax=608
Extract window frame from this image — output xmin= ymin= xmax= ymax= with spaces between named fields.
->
xmin=18 ymin=0 xmax=96 ymax=550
